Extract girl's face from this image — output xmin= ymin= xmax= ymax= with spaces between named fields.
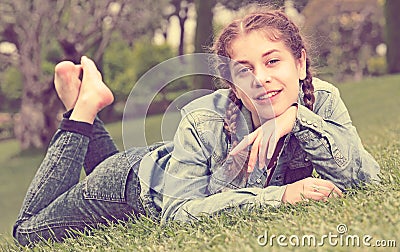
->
xmin=229 ymin=30 xmax=306 ymax=127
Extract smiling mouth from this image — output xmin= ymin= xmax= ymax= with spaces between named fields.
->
xmin=255 ymin=90 xmax=281 ymax=100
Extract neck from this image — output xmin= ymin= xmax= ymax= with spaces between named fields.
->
xmin=251 ymin=113 xmax=261 ymax=128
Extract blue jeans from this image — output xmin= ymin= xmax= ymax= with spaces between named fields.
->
xmin=13 ymin=117 xmax=148 ymax=246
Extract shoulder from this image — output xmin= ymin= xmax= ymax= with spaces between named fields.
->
xmin=312 ymin=77 xmax=340 ymax=95
xmin=180 ymin=89 xmax=231 ymax=124
xmin=310 ymin=78 xmax=343 ymax=116
xmin=174 ymin=90 xmax=231 ymax=160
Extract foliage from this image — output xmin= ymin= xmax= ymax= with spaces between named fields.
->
xmin=0 ymin=74 xmax=399 ymax=251
xmin=103 ymin=36 xmax=176 ymax=116
xmin=103 ymin=36 xmax=135 ymax=101
xmin=302 ymin=0 xmax=385 ymax=82
xmin=218 ymin=0 xmax=284 ymax=10
xmin=104 ymin=36 xmax=175 ymax=99
xmin=0 ymin=0 xmax=169 ymax=150
xmin=367 ymin=56 xmax=387 ymax=76
xmin=0 ymin=66 xmax=22 ymax=112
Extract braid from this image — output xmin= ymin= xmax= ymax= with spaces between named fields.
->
xmin=221 ymin=89 xmax=250 ymax=188
xmin=223 ymin=90 xmax=242 ymax=147
xmin=211 ymin=8 xmax=317 ymax=189
xmin=301 ymin=58 xmax=315 ymax=111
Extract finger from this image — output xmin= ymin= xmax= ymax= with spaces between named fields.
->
xmin=266 ymin=130 xmax=278 ymax=160
xmin=314 ymin=179 xmax=343 ymax=197
xmin=327 ymin=188 xmax=342 ymax=198
xmin=229 ymin=131 xmax=257 ymax=155
xmin=331 ymin=186 xmax=343 ymax=197
xmin=310 ymin=185 xmax=333 ymax=197
xmin=248 ymin=136 xmax=261 ymax=172
xmin=305 ymin=191 xmax=328 ymax=201
xmin=258 ymin=134 xmax=269 ymax=169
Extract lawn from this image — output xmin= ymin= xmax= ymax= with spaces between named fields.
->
xmin=0 ymin=74 xmax=399 ymax=251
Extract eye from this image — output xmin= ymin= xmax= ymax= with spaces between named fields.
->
xmin=239 ymin=66 xmax=252 ymax=73
xmin=234 ymin=66 xmax=253 ymax=77
xmin=267 ymin=59 xmax=279 ymax=65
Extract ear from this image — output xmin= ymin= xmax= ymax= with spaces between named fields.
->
xmin=297 ymin=49 xmax=307 ymax=80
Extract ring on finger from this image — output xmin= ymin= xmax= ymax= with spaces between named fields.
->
xmin=312 ymin=185 xmax=320 ymax=192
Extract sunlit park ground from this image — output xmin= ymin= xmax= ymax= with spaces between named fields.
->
xmin=0 ymin=74 xmax=399 ymax=251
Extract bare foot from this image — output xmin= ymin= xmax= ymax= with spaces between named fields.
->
xmin=70 ymin=56 xmax=114 ymax=124
xmin=54 ymin=61 xmax=82 ymax=110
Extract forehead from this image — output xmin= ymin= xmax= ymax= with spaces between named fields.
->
xmin=228 ymin=30 xmax=287 ymax=59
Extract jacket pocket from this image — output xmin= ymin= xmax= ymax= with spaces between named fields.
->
xmin=285 ymin=151 xmax=313 ymax=184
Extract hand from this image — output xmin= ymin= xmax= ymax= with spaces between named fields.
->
xmin=282 ymin=177 xmax=343 ymax=204
xmin=229 ymin=105 xmax=297 ymax=172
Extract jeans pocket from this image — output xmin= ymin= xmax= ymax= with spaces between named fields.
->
xmin=82 ymin=152 xmax=133 ymax=203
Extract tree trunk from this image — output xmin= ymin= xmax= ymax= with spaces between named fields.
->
xmin=193 ymin=0 xmax=216 ymax=90
xmin=14 ymin=26 xmax=60 ymax=150
xmin=385 ymin=0 xmax=400 ymax=74
xmin=178 ymin=11 xmax=187 ymax=55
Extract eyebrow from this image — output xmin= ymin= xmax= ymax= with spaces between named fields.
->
xmin=232 ymin=49 xmax=280 ymax=67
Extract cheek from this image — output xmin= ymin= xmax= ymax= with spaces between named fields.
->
xmin=289 ymin=84 xmax=300 ymax=101
xmin=298 ymin=69 xmax=306 ymax=80
xmin=233 ymin=85 xmax=251 ymax=100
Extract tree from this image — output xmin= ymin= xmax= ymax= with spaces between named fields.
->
xmin=0 ymin=0 xmax=167 ymax=150
xmin=0 ymin=1 xmax=61 ymax=150
xmin=192 ymin=0 xmax=216 ymax=90
xmin=302 ymin=0 xmax=385 ymax=81
xmin=163 ymin=0 xmax=195 ymax=55
xmin=218 ymin=0 xmax=284 ymax=10
xmin=384 ymin=0 xmax=400 ymax=74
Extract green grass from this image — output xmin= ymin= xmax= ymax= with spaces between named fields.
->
xmin=0 ymin=74 xmax=399 ymax=251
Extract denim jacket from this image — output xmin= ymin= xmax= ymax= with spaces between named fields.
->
xmin=137 ymin=78 xmax=380 ymax=222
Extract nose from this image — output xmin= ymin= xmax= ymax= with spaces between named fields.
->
xmin=254 ymin=68 xmax=271 ymax=88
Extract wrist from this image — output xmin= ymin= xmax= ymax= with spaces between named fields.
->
xmin=279 ymin=105 xmax=297 ymax=137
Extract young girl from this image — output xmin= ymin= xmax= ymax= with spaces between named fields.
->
xmin=13 ymin=9 xmax=379 ymax=246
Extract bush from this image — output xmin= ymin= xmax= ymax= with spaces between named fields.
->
xmin=0 ymin=113 xmax=14 ymax=140
xmin=0 ymin=67 xmax=22 ymax=112
xmin=367 ymin=56 xmax=387 ymax=76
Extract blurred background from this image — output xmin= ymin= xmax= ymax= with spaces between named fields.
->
xmin=0 ymin=0 xmax=399 ymax=235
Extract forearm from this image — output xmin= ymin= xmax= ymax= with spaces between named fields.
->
xmin=293 ymin=105 xmax=380 ymax=190
xmin=162 ymin=185 xmax=286 ymax=223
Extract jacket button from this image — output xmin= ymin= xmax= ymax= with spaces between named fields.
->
xmin=256 ymin=178 xmax=262 ymax=184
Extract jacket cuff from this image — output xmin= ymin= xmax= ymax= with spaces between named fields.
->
xmin=292 ymin=105 xmax=325 ymax=141
xmin=259 ymin=185 xmax=287 ymax=206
